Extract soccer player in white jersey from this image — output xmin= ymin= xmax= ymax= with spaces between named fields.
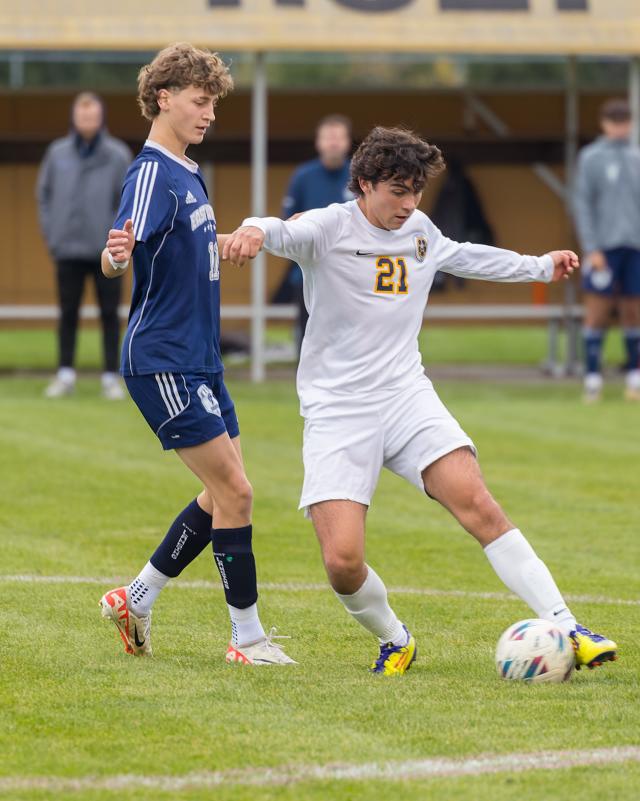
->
xmin=98 ymin=44 xmax=294 ymax=666
xmin=223 ymin=126 xmax=618 ymax=676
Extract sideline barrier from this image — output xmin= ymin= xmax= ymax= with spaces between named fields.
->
xmin=0 ymin=303 xmax=583 ymax=376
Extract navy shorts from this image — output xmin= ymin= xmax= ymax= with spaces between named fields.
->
xmin=582 ymin=247 xmax=640 ymax=297
xmin=125 ymin=371 xmax=239 ymax=450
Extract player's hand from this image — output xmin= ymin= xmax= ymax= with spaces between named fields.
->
xmin=107 ymin=219 xmax=134 ymax=264
xmin=548 ymin=250 xmax=580 ymax=281
xmin=223 ymin=226 xmax=265 ymax=267
xmin=586 ymin=250 xmax=607 ymax=271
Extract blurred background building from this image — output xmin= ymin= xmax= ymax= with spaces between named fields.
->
xmin=1 ymin=0 xmax=639 ymax=378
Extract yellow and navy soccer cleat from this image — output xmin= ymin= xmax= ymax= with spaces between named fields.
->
xmin=370 ymin=626 xmax=417 ymax=676
xmin=570 ymin=624 xmax=617 ymax=670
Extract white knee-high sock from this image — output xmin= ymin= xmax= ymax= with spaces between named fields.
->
xmin=484 ymin=529 xmax=576 ymax=635
xmin=128 ymin=561 xmax=170 ymax=616
xmin=335 ymin=565 xmax=407 ymax=646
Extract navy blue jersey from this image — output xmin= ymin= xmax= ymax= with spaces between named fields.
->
xmin=114 ymin=141 xmax=221 ymax=377
xmin=281 ymin=158 xmax=352 ymax=218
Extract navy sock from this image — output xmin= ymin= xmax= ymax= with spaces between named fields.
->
xmin=211 ymin=525 xmax=258 ymax=610
xmin=583 ymin=327 xmax=605 ymax=374
xmin=623 ymin=328 xmax=640 ymax=371
xmin=150 ymin=499 xmax=212 ymax=578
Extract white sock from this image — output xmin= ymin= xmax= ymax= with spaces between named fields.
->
xmin=57 ymin=367 xmax=76 ymax=384
xmin=335 ymin=565 xmax=407 ymax=646
xmin=128 ymin=561 xmax=170 ymax=616
xmin=101 ymin=372 xmax=120 ymax=386
xmin=484 ymin=529 xmax=577 ymax=635
xmin=626 ymin=368 xmax=640 ymax=391
xmin=229 ymin=603 xmax=265 ymax=647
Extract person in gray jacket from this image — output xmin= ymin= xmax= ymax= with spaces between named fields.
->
xmin=573 ymin=98 xmax=640 ymax=402
xmin=37 ymin=92 xmax=132 ymax=399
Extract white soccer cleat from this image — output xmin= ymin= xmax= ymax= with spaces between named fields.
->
xmin=101 ymin=374 xmax=126 ymax=401
xmin=225 ymin=628 xmax=297 ymax=665
xmin=44 ymin=376 xmax=75 ymax=398
xmin=624 ymin=369 xmax=640 ymax=402
xmin=99 ymin=586 xmax=152 ymax=657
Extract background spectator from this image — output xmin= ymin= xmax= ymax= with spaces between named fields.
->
xmin=573 ymin=98 xmax=640 ymax=402
xmin=273 ymin=114 xmax=353 ymax=353
xmin=37 ymin=91 xmax=132 ymax=399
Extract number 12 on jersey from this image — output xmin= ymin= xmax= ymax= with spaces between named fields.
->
xmin=374 ymin=257 xmax=408 ymax=294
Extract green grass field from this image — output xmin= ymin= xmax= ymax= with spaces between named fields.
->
xmin=1 ymin=372 xmax=639 ymax=801
xmin=0 ymin=324 xmax=627 ymax=370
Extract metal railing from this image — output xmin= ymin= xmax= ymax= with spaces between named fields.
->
xmin=0 ymin=302 xmax=583 ymax=376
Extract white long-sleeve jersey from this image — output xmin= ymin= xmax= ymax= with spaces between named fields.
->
xmin=243 ymin=200 xmax=553 ymax=416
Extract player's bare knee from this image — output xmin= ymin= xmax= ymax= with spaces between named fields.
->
xmin=237 ymin=474 xmax=253 ymax=501
xmin=229 ymin=475 xmax=253 ymax=515
xmin=467 ymin=494 xmax=511 ymax=543
xmin=323 ymin=550 xmax=365 ymax=588
xmin=205 ymin=474 xmax=252 ymax=520
xmin=472 ymin=488 xmax=504 ymax=523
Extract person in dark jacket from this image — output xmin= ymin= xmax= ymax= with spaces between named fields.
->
xmin=37 ymin=91 xmax=132 ymax=398
xmin=274 ymin=114 xmax=353 ymax=354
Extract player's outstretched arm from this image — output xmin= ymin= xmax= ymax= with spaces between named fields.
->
xmin=225 ymin=207 xmax=339 ymax=267
xmin=101 ymin=219 xmax=135 ymax=278
xmin=433 ymin=227 xmax=578 ymax=285
xmin=548 ymin=250 xmax=580 ymax=281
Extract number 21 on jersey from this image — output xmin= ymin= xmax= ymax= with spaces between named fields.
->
xmin=374 ymin=257 xmax=408 ymax=294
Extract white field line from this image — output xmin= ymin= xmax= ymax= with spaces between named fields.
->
xmin=1 ymin=573 xmax=639 ymax=607
xmin=0 ymin=747 xmax=639 ymax=793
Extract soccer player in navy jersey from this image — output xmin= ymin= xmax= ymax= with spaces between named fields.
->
xmin=99 ymin=43 xmax=294 ymax=665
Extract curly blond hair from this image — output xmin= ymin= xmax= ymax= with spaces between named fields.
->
xmin=137 ymin=43 xmax=234 ymax=120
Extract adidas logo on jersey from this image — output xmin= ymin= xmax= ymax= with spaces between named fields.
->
xmin=185 ymin=190 xmax=198 ymax=204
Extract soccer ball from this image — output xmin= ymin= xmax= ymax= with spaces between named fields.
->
xmin=495 ymin=618 xmax=575 ymax=684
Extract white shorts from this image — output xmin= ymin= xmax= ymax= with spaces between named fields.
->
xmin=299 ymin=376 xmax=476 ymax=512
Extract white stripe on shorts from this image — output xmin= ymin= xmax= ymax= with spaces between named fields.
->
xmin=155 ymin=373 xmax=177 ymax=418
xmin=160 ymin=373 xmax=182 ymax=416
xmin=167 ymin=373 xmax=185 ymax=412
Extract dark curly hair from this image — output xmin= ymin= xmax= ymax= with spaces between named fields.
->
xmin=137 ymin=42 xmax=233 ymax=121
xmin=348 ymin=126 xmax=445 ymax=197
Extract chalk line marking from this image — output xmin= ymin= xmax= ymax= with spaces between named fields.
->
xmin=0 ymin=747 xmax=639 ymax=793
xmin=1 ymin=574 xmax=638 ymax=607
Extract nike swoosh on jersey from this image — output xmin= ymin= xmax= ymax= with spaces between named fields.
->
xmin=355 ymin=250 xmax=375 ymax=256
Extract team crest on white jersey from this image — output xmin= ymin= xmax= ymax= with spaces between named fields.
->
xmin=415 ymin=236 xmax=428 ymax=263
xmin=197 ymin=384 xmax=221 ymax=416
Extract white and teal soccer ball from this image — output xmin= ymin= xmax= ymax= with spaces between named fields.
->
xmin=495 ymin=618 xmax=575 ymax=684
